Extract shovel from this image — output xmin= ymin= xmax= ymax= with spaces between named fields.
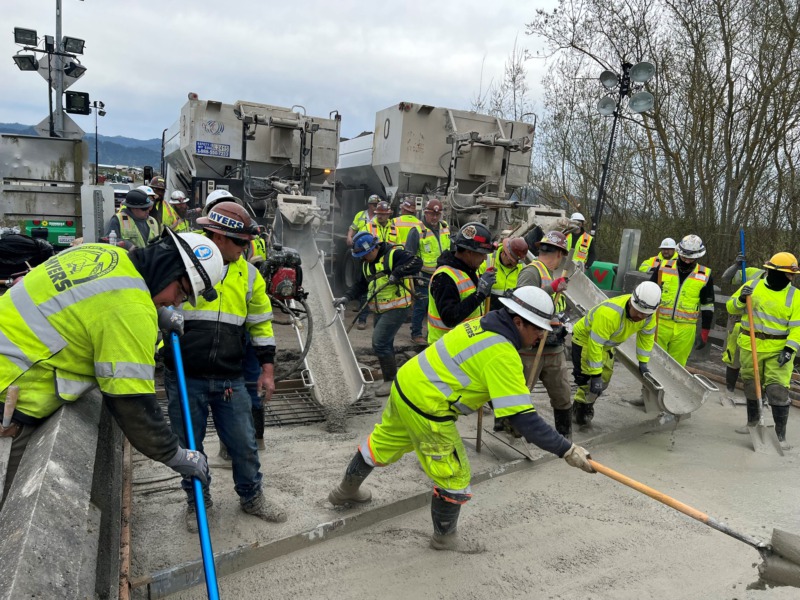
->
xmin=0 ymin=385 xmax=20 ymax=501
xmin=590 ymin=459 xmax=800 ymax=588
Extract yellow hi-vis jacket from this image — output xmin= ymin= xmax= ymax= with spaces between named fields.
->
xmin=396 ymin=317 xmax=535 ymax=420
xmin=567 ymin=232 xmax=593 ymax=263
xmin=366 ymin=219 xmax=399 ymax=246
xmin=419 ymin=222 xmax=450 ymax=274
xmin=657 ymin=259 xmax=712 ymax=323
xmin=246 ymin=236 xmax=268 ymax=263
xmin=393 ymin=214 xmax=422 ymax=247
xmin=728 ymin=278 xmax=800 ymax=354
xmin=118 ymin=209 xmax=160 ymax=248
xmin=0 ymin=245 xmax=157 ymax=418
xmin=427 ymin=265 xmax=483 ymax=344
xmin=638 ymin=252 xmax=666 ymax=272
xmin=363 ymin=247 xmax=413 ymax=313
xmin=572 ymin=294 xmax=656 ymax=374
xmin=477 ymin=247 xmax=524 ymax=296
xmin=159 ymin=202 xmax=190 ymax=233
xmin=350 ymin=209 xmax=372 ymax=232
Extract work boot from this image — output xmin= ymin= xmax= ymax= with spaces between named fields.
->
xmin=411 ymin=336 xmax=428 ymax=346
xmin=553 ymin=408 xmax=573 ymax=440
xmin=329 ymin=451 xmax=373 ymax=505
xmin=574 ymin=402 xmax=594 ymax=427
xmin=735 ymin=399 xmax=760 ymax=434
xmin=184 ymin=493 xmax=213 ymax=533
xmin=357 ymin=321 xmax=367 ymax=330
xmin=218 ymin=441 xmax=231 ymax=461
xmin=725 ymin=367 xmax=739 ymax=399
xmin=375 ymin=355 xmax=397 ymax=397
xmin=252 ymin=406 xmax=266 ymax=451
xmin=772 ymin=405 xmax=791 ymax=450
xmin=241 ymin=493 xmax=288 ymax=523
xmin=429 ymin=493 xmax=485 ymax=554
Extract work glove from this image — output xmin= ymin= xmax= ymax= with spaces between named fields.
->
xmin=777 ymin=347 xmax=795 ymax=367
xmin=333 ymin=297 xmax=349 ymax=309
xmin=476 ymin=269 xmax=496 ymax=298
xmin=387 ymin=273 xmax=400 ymax=285
xmin=550 ymin=277 xmax=569 ymax=294
xmin=165 ymin=448 xmax=209 ymax=485
xmin=736 ymin=253 xmax=746 ymax=264
xmin=693 ymin=328 xmax=710 ymax=350
xmin=157 ymin=307 xmax=184 ymax=337
xmin=738 ymin=285 xmax=753 ymax=304
xmin=589 ymin=376 xmax=604 ymax=397
xmin=563 ymin=444 xmax=595 ymax=473
xmin=638 ymin=362 xmax=650 ymax=376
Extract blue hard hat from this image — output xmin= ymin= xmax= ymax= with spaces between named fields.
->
xmin=352 ymin=231 xmax=378 ymax=258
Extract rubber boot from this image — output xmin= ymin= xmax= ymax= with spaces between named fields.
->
xmin=574 ymin=402 xmax=594 ymax=427
xmin=772 ymin=405 xmax=791 ymax=450
xmin=735 ymin=399 xmax=760 ymax=434
xmin=375 ymin=355 xmax=397 ymax=397
xmin=725 ymin=367 xmax=739 ymax=403
xmin=252 ymin=406 xmax=266 ymax=451
xmin=553 ymin=408 xmax=573 ymax=441
xmin=429 ymin=493 xmax=485 ymax=554
xmin=241 ymin=492 xmax=288 ymax=523
xmin=328 ymin=451 xmax=374 ymax=505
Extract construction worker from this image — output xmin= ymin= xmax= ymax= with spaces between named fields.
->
xmin=346 ymin=194 xmax=380 ymax=247
xmin=571 ymin=282 xmax=662 ymax=427
xmin=393 ymin=198 xmax=423 ymax=247
xmin=477 ymin=237 xmax=529 ymax=311
xmin=327 ymin=286 xmax=595 ymax=553
xmin=638 ymin=238 xmax=676 ymax=273
xmin=148 ymin=176 xmax=176 ymax=230
xmin=517 ymin=231 xmax=573 ymax=437
xmin=650 ymin=234 xmax=715 ymax=366
xmin=405 ymin=199 xmax=450 ymax=345
xmin=164 ymin=190 xmax=192 ymax=233
xmin=366 ymin=201 xmax=399 ymax=245
xmin=162 ymin=200 xmax=285 ymax=530
xmin=106 ymin=188 xmax=160 ymax=249
xmin=333 ymin=231 xmax=422 ymax=396
xmin=427 ymin=222 xmax=496 ymax=344
xmin=0 ymin=229 xmax=224 ymax=503
xmin=565 ymin=212 xmax=595 ymax=269
xmin=720 ymin=254 xmax=766 ymax=402
xmin=727 ymin=252 xmax=800 ymax=449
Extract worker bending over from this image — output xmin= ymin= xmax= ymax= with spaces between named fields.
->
xmin=477 ymin=237 xmax=528 ymax=311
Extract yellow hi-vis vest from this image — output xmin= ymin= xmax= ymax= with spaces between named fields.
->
xmin=572 ymin=294 xmax=656 ymax=374
xmin=427 ymin=265 xmax=484 ymax=344
xmin=160 ymin=202 xmax=191 ymax=233
xmin=419 ymin=222 xmax=450 ymax=274
xmin=657 ymin=259 xmax=712 ymax=323
xmin=118 ymin=210 xmax=159 ymax=248
xmin=477 ymin=248 xmax=524 ymax=296
xmin=568 ymin=232 xmax=593 ymax=263
xmin=638 ymin=252 xmax=666 ymax=273
xmin=523 ymin=260 xmax=567 ymax=313
xmin=728 ymin=278 xmax=800 ymax=354
xmin=366 ymin=219 xmax=399 ymax=246
xmin=351 ymin=209 xmax=373 ymax=232
xmin=0 ymin=245 xmax=158 ymax=418
xmin=246 ymin=236 xmax=268 ymax=262
xmin=396 ymin=317 xmax=536 ymax=420
xmin=363 ymin=248 xmax=413 ymax=313
xmin=393 ymin=214 xmax=422 ymax=247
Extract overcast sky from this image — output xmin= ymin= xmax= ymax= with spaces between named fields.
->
xmin=3 ymin=1 xmax=557 ymax=141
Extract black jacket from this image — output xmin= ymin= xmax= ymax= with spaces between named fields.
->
xmin=429 ymin=250 xmax=486 ymax=328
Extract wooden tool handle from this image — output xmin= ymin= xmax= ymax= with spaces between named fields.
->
xmin=3 ymin=385 xmax=19 ymax=428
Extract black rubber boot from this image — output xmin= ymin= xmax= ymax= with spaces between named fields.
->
xmin=553 ymin=408 xmax=573 ymax=440
xmin=328 ymin=451 xmax=374 ymax=505
xmin=375 ymin=355 xmax=397 ymax=397
xmin=429 ymin=493 xmax=485 ymax=554
xmin=725 ymin=367 xmax=739 ymax=394
xmin=574 ymin=402 xmax=594 ymax=427
xmin=251 ymin=406 xmax=265 ymax=450
xmin=735 ymin=399 xmax=760 ymax=434
xmin=772 ymin=405 xmax=791 ymax=450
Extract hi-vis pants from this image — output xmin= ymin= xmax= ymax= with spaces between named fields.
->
xmin=656 ymin=319 xmax=695 ymax=366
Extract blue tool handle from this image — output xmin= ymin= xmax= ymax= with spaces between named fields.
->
xmin=739 ymin=229 xmax=747 ymax=282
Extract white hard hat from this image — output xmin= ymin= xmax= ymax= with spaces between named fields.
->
xmin=570 ymin=212 xmax=586 ymax=222
xmin=659 ymin=237 xmax=677 ymax=250
xmin=631 ymin=281 xmax=662 ymax=315
xmin=169 ymin=190 xmax=188 ymax=204
xmin=137 ymin=185 xmax=157 ymax=197
xmin=205 ymin=189 xmax=233 ymax=207
xmin=677 ymin=234 xmax=706 ymax=259
xmin=498 ymin=286 xmax=554 ymax=331
xmin=165 ymin=229 xmax=224 ymax=307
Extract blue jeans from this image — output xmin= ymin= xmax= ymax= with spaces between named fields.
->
xmin=165 ymin=369 xmax=263 ymax=503
xmin=243 ymin=334 xmax=262 ymax=410
xmin=410 ymin=276 xmax=430 ymax=338
xmin=373 ymin=306 xmax=411 ymax=357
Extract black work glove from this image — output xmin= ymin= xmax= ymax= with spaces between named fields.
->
xmin=638 ymin=362 xmax=650 ymax=376
xmin=165 ymin=448 xmax=209 ymax=485
xmin=157 ymin=307 xmax=184 ymax=337
xmin=777 ymin=347 xmax=795 ymax=367
xmin=333 ymin=296 xmax=349 ymax=309
xmin=476 ymin=269 xmax=496 ymax=298
xmin=738 ymin=285 xmax=753 ymax=303
xmin=589 ymin=376 xmax=604 ymax=396
xmin=388 ymin=273 xmax=400 ymax=285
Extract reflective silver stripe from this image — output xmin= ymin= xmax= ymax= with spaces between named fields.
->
xmin=250 ymin=336 xmax=276 ymax=346
xmin=9 ymin=284 xmax=68 ymax=354
xmin=435 ymin=340 xmax=472 ymax=388
xmin=491 ymin=393 xmax=532 ymax=409
xmin=441 ymin=484 xmax=472 ymax=495
xmin=0 ymin=329 xmax=31 ymax=370
xmin=246 ymin=263 xmax=257 ymax=304
xmin=56 ymin=377 xmax=97 ymax=398
xmin=94 ymin=361 xmax=154 ymax=380
xmin=246 ymin=312 xmax=274 ymax=324
xmin=787 ymin=340 xmax=800 ymax=352
xmin=183 ymin=310 xmax=245 ymax=326
xmin=456 ymin=280 xmax=475 ymax=294
xmin=751 ymin=324 xmax=789 ymax=336
xmin=786 ymin=287 xmax=796 ymax=307
xmin=452 ymin=335 xmax=506 ymax=367
xmin=427 ymin=314 xmax=447 ymax=329
xmin=753 ymin=310 xmax=789 ymax=328
xmin=417 ymin=350 xmax=455 ymax=397
xmin=700 ymin=304 xmax=714 ymax=311
xmin=588 ymin=359 xmax=604 ymax=368
xmin=38 ymin=276 xmax=149 ymax=318
xmin=590 ymin=331 xmax=613 ymax=346
xmin=452 ymin=401 xmax=475 ymax=415
xmin=788 ymin=320 xmax=800 ymax=327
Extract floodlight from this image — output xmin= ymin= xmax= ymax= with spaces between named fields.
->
xmin=13 ymin=27 xmax=38 ymax=46
xmin=13 ymin=54 xmax=39 ymax=71
xmin=597 ymin=97 xmax=616 ymax=116
xmin=62 ymin=36 xmax=85 ymax=54
xmin=630 ymin=61 xmax=656 ymax=84
xmin=599 ymin=70 xmax=618 ymax=90
xmin=64 ymin=61 xmax=87 ymax=77
xmin=629 ymin=91 xmax=655 ymax=113
xmin=98 ymin=109 xmax=106 ymax=117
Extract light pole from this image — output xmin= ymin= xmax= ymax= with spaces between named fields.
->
xmin=92 ymin=101 xmax=106 ymax=184
xmin=591 ymin=61 xmax=655 ymax=236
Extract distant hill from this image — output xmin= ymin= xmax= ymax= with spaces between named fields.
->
xmin=0 ymin=122 xmax=161 ymax=167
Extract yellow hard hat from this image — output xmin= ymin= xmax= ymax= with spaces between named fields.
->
xmin=764 ymin=252 xmax=800 ymax=273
